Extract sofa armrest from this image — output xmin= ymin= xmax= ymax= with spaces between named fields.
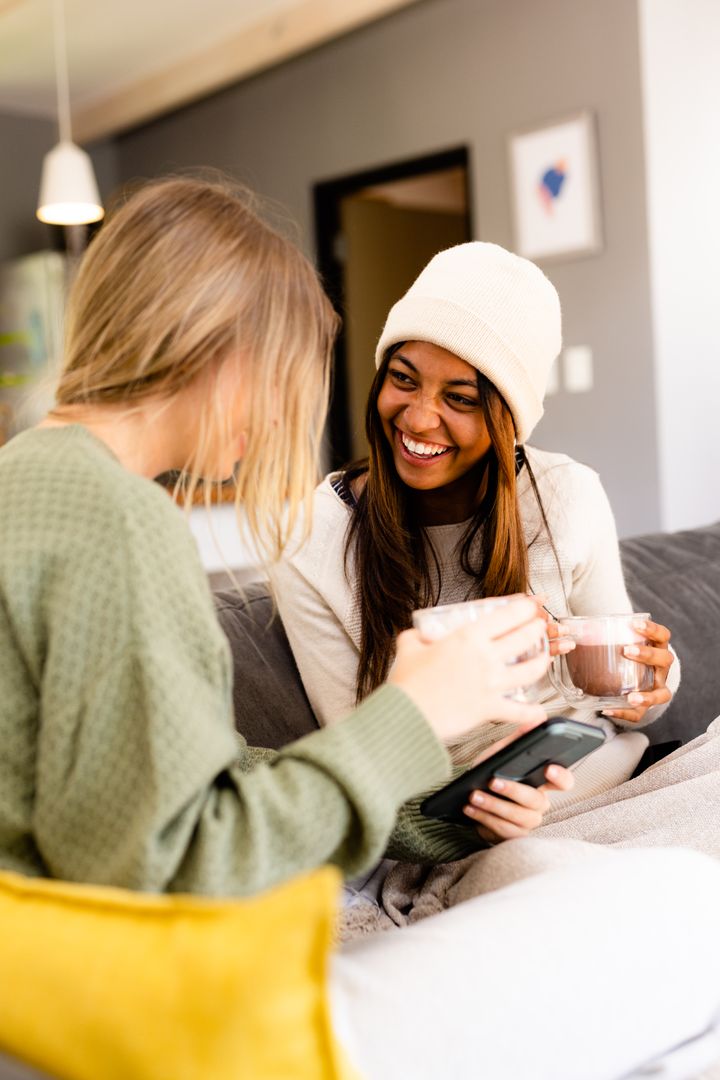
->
xmin=620 ymin=520 xmax=720 ymax=745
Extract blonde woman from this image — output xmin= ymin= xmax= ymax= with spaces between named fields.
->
xmin=1 ymin=177 xmax=539 ymax=892
xmin=0 ymin=178 xmax=718 ymax=1080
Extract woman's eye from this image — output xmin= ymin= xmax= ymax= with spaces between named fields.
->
xmin=448 ymin=393 xmax=479 ymax=408
xmin=389 ymin=369 xmax=414 ymax=385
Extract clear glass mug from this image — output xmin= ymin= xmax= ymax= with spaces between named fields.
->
xmin=411 ymin=597 xmax=549 ymax=700
xmin=549 ymin=613 xmax=654 ymax=708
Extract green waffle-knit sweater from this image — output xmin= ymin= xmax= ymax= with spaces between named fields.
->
xmin=0 ymin=425 xmax=453 ymax=895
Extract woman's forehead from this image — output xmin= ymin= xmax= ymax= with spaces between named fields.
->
xmin=391 ymin=341 xmax=478 ymax=384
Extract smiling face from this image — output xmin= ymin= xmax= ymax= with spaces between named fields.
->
xmin=376 ymin=341 xmax=493 ymax=512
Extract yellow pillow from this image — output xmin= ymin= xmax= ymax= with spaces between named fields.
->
xmin=0 ymin=866 xmax=357 ymax=1080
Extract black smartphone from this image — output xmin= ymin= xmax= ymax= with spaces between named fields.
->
xmin=420 ymin=717 xmax=606 ymax=825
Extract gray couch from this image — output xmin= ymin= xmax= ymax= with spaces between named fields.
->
xmin=2 ymin=520 xmax=718 ymax=1079
xmin=216 ymin=520 xmax=720 ymax=752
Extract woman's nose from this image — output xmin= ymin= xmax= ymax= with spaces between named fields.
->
xmin=404 ymin=395 xmax=441 ymax=434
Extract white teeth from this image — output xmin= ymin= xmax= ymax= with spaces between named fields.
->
xmin=401 ymin=433 xmax=448 ymax=457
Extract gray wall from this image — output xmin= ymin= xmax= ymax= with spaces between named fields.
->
xmin=113 ymin=0 xmax=658 ymax=536
xmin=87 ymin=138 xmax=120 ymax=209
xmin=0 ymin=111 xmax=56 ymax=261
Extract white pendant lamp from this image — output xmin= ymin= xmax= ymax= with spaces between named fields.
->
xmin=36 ymin=0 xmax=104 ymax=226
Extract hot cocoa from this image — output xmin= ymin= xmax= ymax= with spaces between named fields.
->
xmin=566 ymin=643 xmax=654 ymax=698
xmin=549 ymin=612 xmax=654 ymax=707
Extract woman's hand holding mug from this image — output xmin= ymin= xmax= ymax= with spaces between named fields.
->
xmin=388 ymin=595 xmax=550 ymax=744
xmin=546 ymin=611 xmax=674 ymax=722
xmin=600 ymin=617 xmax=674 ymax=723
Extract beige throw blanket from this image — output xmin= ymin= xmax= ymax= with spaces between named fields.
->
xmin=339 ymin=717 xmax=720 ymax=941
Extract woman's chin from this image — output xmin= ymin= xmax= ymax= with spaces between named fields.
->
xmin=200 ymin=456 xmax=240 ymax=486
xmin=217 ymin=463 xmax=240 ymax=485
xmin=394 ymin=456 xmax=450 ymax=490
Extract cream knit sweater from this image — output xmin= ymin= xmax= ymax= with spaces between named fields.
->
xmin=273 ymin=447 xmax=680 ymax=804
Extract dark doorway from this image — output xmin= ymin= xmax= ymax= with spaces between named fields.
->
xmin=314 ymin=147 xmax=473 ymax=466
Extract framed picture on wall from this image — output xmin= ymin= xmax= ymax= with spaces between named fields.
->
xmin=508 ymin=111 xmax=602 ymax=262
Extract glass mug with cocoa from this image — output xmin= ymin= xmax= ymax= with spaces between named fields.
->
xmin=549 ymin=613 xmax=654 ymax=708
xmin=412 ymin=597 xmax=548 ymax=700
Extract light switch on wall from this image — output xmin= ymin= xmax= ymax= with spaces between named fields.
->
xmin=563 ymin=346 xmax=594 ymax=393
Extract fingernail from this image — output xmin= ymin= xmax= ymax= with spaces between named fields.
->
xmin=633 ymin=619 xmax=647 ymax=630
xmin=627 ymin=693 xmax=644 ymax=705
xmin=471 ymin=793 xmax=484 ymax=806
xmin=624 ymin=645 xmax=640 ymax=657
xmin=490 ymin=778 xmax=505 ymax=792
xmin=601 ymin=710 xmax=617 ymax=717
xmin=546 ymin=765 xmax=558 ymax=780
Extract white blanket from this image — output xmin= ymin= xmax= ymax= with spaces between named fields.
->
xmin=339 ymin=717 xmax=720 ymax=939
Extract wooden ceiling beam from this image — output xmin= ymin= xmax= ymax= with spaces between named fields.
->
xmin=0 ymin=0 xmax=29 ymax=15
xmin=74 ymin=0 xmax=420 ymax=142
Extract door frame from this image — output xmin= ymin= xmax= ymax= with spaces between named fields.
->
xmin=314 ymin=146 xmax=473 ymax=465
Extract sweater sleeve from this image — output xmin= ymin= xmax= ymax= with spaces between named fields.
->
xmin=386 ymin=786 xmax=487 ymax=863
xmin=31 ymin=482 xmax=450 ymax=896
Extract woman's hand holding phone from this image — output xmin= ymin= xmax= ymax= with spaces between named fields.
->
xmin=460 ymin=727 xmax=574 ymax=842
xmin=388 ymin=595 xmax=551 ymax=744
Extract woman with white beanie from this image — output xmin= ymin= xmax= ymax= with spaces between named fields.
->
xmin=273 ymin=241 xmax=679 ymax=846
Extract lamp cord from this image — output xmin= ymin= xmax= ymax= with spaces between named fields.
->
xmin=52 ymin=0 xmax=72 ymax=143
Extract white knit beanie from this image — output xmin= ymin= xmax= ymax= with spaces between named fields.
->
xmin=374 ymin=242 xmax=562 ymax=443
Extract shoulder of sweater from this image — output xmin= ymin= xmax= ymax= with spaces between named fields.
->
xmin=0 ymin=426 xmax=196 ymax=560
xmin=521 ymin=445 xmax=605 ymax=505
xmin=1 ymin=428 xmax=225 ymax=682
xmin=281 ymin=472 xmax=353 ymax=583
xmin=519 ymin=446 xmax=616 ymax=567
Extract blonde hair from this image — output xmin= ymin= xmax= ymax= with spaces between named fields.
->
xmin=55 ymin=176 xmax=338 ymax=559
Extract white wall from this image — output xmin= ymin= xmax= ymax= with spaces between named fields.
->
xmin=188 ymin=504 xmax=259 ymax=575
xmin=639 ymin=0 xmax=720 ymax=531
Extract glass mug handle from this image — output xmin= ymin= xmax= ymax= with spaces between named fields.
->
xmin=547 ymin=650 xmax=585 ymax=704
xmin=508 ymin=625 xmax=551 ymax=701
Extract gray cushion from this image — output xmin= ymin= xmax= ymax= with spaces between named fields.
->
xmin=214 ymin=583 xmax=319 ymax=749
xmin=620 ymin=520 xmax=720 ymax=745
xmin=0 ymin=1055 xmax=54 ymax=1080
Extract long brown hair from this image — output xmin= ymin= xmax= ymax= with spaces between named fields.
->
xmin=55 ymin=176 xmax=338 ymax=560
xmin=346 ymin=351 xmax=530 ymax=702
